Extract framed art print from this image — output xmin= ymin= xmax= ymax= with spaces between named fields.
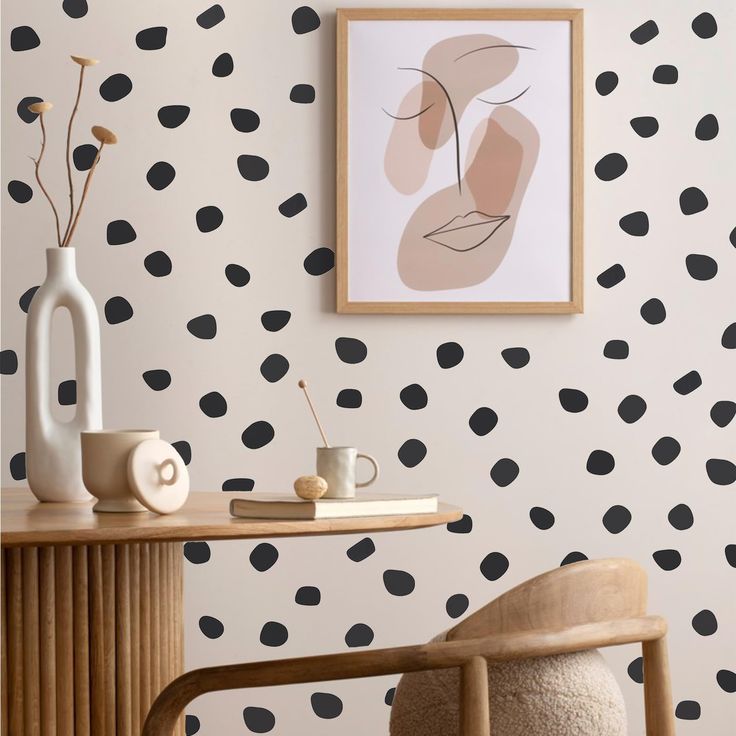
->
xmin=336 ymin=9 xmax=583 ymax=313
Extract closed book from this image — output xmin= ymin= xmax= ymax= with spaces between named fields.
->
xmin=229 ymin=493 xmax=438 ymax=520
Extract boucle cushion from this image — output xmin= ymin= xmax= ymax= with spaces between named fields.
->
xmin=390 ymin=632 xmax=626 ymax=736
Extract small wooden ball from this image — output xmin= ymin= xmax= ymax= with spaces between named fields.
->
xmin=294 ymin=475 xmax=328 ymax=500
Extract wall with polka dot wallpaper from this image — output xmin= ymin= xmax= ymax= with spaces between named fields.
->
xmin=2 ymin=0 xmax=734 ymax=733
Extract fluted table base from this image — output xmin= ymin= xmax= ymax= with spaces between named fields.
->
xmin=2 ymin=542 xmax=183 ymax=736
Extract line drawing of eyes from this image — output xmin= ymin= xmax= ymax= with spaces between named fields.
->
xmin=477 ymin=85 xmax=531 ymax=105
xmin=381 ymin=102 xmax=435 ymax=120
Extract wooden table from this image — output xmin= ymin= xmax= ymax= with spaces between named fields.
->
xmin=0 ymin=489 xmax=461 ymax=736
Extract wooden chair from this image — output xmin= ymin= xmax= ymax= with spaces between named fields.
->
xmin=142 ymin=558 xmax=675 ymax=736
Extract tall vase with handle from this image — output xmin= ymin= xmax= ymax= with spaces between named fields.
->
xmin=26 ymin=247 xmax=102 ymax=502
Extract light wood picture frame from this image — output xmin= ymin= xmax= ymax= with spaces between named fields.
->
xmin=336 ymin=8 xmax=583 ymax=314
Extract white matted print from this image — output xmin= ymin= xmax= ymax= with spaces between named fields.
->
xmin=336 ymin=10 xmax=583 ymax=313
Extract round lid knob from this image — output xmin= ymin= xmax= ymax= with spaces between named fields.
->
xmin=127 ymin=439 xmax=189 ymax=514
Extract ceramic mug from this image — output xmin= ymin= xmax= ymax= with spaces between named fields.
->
xmin=316 ymin=447 xmax=379 ymax=499
xmin=81 ymin=429 xmax=160 ymax=512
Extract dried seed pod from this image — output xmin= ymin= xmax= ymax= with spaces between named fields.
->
xmin=71 ymin=55 xmax=99 ymax=66
xmin=91 ymin=125 xmax=118 ymax=145
xmin=28 ymin=101 xmax=53 ymax=114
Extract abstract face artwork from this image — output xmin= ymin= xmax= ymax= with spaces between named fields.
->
xmin=338 ymin=11 xmax=583 ymax=313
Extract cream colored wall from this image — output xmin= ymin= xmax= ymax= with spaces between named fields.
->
xmin=2 ymin=0 xmax=735 ymax=733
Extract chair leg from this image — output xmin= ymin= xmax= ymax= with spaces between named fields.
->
xmin=642 ymin=636 xmax=675 ymax=736
xmin=460 ymin=656 xmax=490 ymax=736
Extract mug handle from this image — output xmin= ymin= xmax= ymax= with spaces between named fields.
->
xmin=158 ymin=458 xmax=178 ymax=486
xmin=356 ymin=453 xmax=380 ymax=488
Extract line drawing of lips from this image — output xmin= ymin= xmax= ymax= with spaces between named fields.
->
xmin=423 ymin=210 xmax=510 ymax=252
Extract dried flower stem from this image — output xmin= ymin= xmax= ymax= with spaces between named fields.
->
xmin=61 ymin=65 xmax=85 ymax=247
xmin=32 ymin=113 xmax=62 ymax=247
xmin=63 ymin=142 xmax=105 ymax=247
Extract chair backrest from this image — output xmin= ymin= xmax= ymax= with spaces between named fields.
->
xmin=448 ymin=558 xmax=647 ymax=641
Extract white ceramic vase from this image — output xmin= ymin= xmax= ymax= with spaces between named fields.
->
xmin=26 ymin=248 xmax=102 ymax=502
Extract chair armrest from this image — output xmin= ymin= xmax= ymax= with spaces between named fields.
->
xmin=143 ymin=615 xmax=666 ymax=736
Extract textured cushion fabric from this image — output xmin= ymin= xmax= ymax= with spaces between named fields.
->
xmin=389 ymin=633 xmax=627 ymax=736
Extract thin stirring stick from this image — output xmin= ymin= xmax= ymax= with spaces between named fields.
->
xmin=298 ymin=379 xmax=330 ymax=447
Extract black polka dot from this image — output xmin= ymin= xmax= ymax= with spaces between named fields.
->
xmin=99 ymin=74 xmax=132 ymax=102
xmin=10 ymin=26 xmax=41 ymax=52
xmin=231 ymin=108 xmax=260 ymax=133
xmin=469 ymin=407 xmax=498 ymax=435
xmin=706 ymin=458 xmax=736 ymax=485
xmin=260 ymin=354 xmax=289 ymax=383
xmin=335 ymin=337 xmax=367 ymax=364
xmin=398 ymin=439 xmax=426 ymax=468
xmin=73 ymin=144 xmax=98 ymax=171
xmin=172 ymin=441 xmax=192 ymax=465
xmin=673 ymin=370 xmax=702 ymax=395
xmin=260 ymin=310 xmax=290 ymax=332
xmin=710 ymin=400 xmax=735 ymax=428
xmin=196 ymin=4 xmax=225 ymax=29
xmin=146 ymin=161 xmax=176 ymax=190
xmin=490 ymin=458 xmax=519 ymax=487
xmin=594 ymin=153 xmax=627 ymax=181
xmin=717 ymin=670 xmax=736 ymax=693
xmin=237 ymin=154 xmax=269 ymax=181
xmin=652 ymin=549 xmax=681 ymax=571
xmin=292 ymin=6 xmax=321 ymax=34
xmin=187 ymin=314 xmax=217 ymax=339
xmin=383 ymin=569 xmax=415 ymax=596
xmin=260 ymin=621 xmax=288 ymax=647
xmin=447 ymin=514 xmax=472 ymax=534
xmin=7 ymin=180 xmax=32 ymax=204
xmin=685 ymin=253 xmax=717 ymax=280
xmin=310 ymin=693 xmax=342 ymax=719
xmin=668 ymin=504 xmax=693 ymax=530
xmin=628 ymin=657 xmax=644 ymax=684
xmin=558 ymin=389 xmax=588 ymax=413
xmin=58 ymin=379 xmax=76 ymax=406
xmin=480 ymin=552 xmax=509 ymax=581
xmin=675 ymin=701 xmax=701 ymax=720
xmin=640 ymin=298 xmax=666 ymax=324
xmin=243 ymin=706 xmax=275 ymax=733
xmin=295 ymin=586 xmax=321 ymax=606
xmin=630 ymin=116 xmax=659 ymax=138
xmin=619 ymin=211 xmax=649 ymax=236
xmin=136 ymin=26 xmax=167 ymax=50
xmin=653 ymin=64 xmax=678 ymax=84
xmin=304 ymin=247 xmax=334 ymax=275
xmin=104 ymin=296 xmax=133 ymax=325
xmin=446 ymin=594 xmax=469 ymax=619
xmin=185 ymin=714 xmax=200 ymax=735
xmin=652 ymin=437 xmax=681 ymax=465
xmin=722 ymin=322 xmax=736 ymax=349
xmin=529 ymin=507 xmax=555 ymax=530
xmin=616 ymin=394 xmax=644 ymax=427
xmin=730 ymin=227 xmax=736 ymax=248
xmin=400 ymin=384 xmax=428 ymax=410
xmin=630 ymin=19 xmax=658 ymax=44
xmin=586 ymin=450 xmax=615 ymax=475
xmin=437 ymin=342 xmax=464 ymax=368
xmin=595 ymin=71 xmax=618 ymax=96
xmin=158 ymin=105 xmax=190 ymax=128
xmin=199 ymin=391 xmax=227 ymax=418
xmin=1 ymin=350 xmax=18 ymax=375
xmin=212 ymin=53 xmax=233 ymax=77
xmin=242 ymin=421 xmax=275 ymax=449
xmin=10 ymin=452 xmax=26 ymax=481
xmin=692 ymin=12 xmax=717 ymax=38
xmin=196 ymin=206 xmax=223 ymax=232
xmin=62 ymin=0 xmax=87 ymax=18
xmin=602 ymin=505 xmax=631 ymax=534
xmin=222 ymin=478 xmax=255 ymax=492
xmin=679 ymin=187 xmax=708 ymax=215
xmin=561 ymin=551 xmax=588 ymax=566
xmin=198 ymin=615 xmax=224 ymax=639
xmin=183 ymin=541 xmax=211 ymax=564
xmin=726 ymin=545 xmax=736 ymax=567
xmin=347 ymin=537 xmax=374 ymax=562
xmin=695 ymin=114 xmax=718 ymax=141
xmin=225 ymin=263 xmax=250 ymax=287
xmin=336 ymin=389 xmax=362 ymax=408
xmin=250 ymin=543 xmax=278 ymax=571
xmin=603 ymin=340 xmax=629 ymax=359
xmin=17 ymin=96 xmax=43 ymax=124
xmin=597 ymin=264 xmax=625 ymax=288
xmin=384 ymin=688 xmax=395 ymax=706
xmin=19 ymin=286 xmax=39 ymax=313
xmin=144 ymin=250 xmax=172 ymax=277
xmin=107 ymin=219 xmax=136 ymax=245
xmin=501 ymin=347 xmax=529 ymax=369
xmin=278 ymin=193 xmax=307 ymax=218
xmin=345 ymin=623 xmax=373 ymax=647
xmin=290 ymin=84 xmax=315 ymax=103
